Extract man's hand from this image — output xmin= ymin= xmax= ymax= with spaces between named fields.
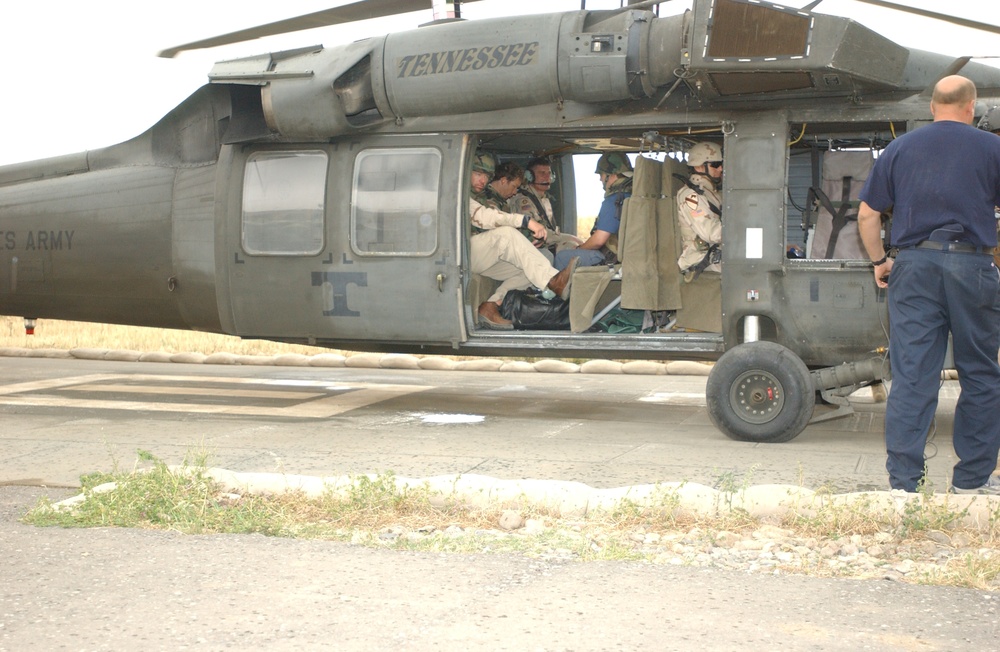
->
xmin=874 ymin=258 xmax=893 ymax=289
xmin=527 ymin=219 xmax=548 ymax=243
xmin=858 ymin=200 xmax=891 ymax=290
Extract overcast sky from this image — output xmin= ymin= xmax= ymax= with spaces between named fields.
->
xmin=0 ymin=0 xmax=996 ymax=167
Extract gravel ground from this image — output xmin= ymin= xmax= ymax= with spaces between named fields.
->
xmin=3 ymin=484 xmax=1000 ymax=651
xmin=11 ymin=481 xmax=1000 ymax=590
xmin=365 ymin=517 xmax=999 ymax=588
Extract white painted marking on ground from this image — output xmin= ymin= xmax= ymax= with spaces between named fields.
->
xmin=483 ymin=385 xmax=529 ymax=395
xmin=0 ymin=374 xmax=431 ymax=418
xmin=639 ymin=392 xmax=706 ymax=406
xmin=267 ymin=379 xmax=330 ymax=387
xmin=0 ymin=374 xmax=119 ymax=395
xmin=540 ymin=422 xmax=582 ymax=438
xmin=64 ymin=384 xmax=323 ymax=400
xmin=414 ymin=413 xmax=485 ymax=424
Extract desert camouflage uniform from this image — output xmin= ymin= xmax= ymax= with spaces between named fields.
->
xmin=469 ymin=198 xmax=558 ymax=303
xmin=508 ymin=185 xmax=556 ymax=232
xmin=676 ymin=173 xmax=722 ymax=274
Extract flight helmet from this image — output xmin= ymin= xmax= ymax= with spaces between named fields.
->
xmin=686 ymin=142 xmax=723 ymax=167
xmin=473 ymin=151 xmax=496 ymax=176
xmin=595 ymin=152 xmax=633 ymax=175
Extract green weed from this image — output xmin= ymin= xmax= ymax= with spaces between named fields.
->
xmin=21 ymin=450 xmax=1000 ymax=590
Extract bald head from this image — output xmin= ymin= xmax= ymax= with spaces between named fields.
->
xmin=931 ymin=75 xmax=977 ymax=124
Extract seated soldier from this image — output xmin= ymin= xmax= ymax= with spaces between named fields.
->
xmin=469 ymin=152 xmax=578 ymax=329
xmin=554 ymin=152 xmax=633 ymax=270
xmin=676 ymin=142 xmax=723 ymax=279
xmin=508 ymin=156 xmax=582 ymax=259
xmin=509 ymin=157 xmax=557 ymax=231
xmin=478 ymin=161 xmax=525 ymax=211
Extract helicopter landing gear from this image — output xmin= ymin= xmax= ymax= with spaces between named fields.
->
xmin=706 ymin=341 xmax=815 ymax=443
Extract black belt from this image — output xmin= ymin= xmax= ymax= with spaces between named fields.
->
xmin=913 ymin=240 xmax=995 ymax=254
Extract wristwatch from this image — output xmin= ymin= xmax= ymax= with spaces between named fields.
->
xmin=871 ymin=254 xmax=888 ymax=266
xmin=521 ymin=215 xmax=531 ymax=230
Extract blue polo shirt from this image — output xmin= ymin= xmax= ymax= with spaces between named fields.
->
xmin=859 ymin=120 xmax=1000 ymax=248
xmin=594 ymin=192 xmax=630 ymax=234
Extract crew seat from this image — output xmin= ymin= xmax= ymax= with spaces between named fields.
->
xmin=569 ymin=155 xmax=721 ymax=332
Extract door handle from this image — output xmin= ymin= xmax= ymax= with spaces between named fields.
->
xmin=437 ymin=273 xmax=446 ymax=292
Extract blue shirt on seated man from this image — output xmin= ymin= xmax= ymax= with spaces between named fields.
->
xmin=554 ymin=152 xmax=633 ymax=270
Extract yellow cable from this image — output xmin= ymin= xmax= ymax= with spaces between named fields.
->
xmin=787 ymin=123 xmax=807 ymax=146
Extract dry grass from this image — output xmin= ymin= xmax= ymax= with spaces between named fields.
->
xmin=576 ymin=216 xmax=597 ymax=238
xmin=0 ymin=316 xmax=599 ymax=365
xmin=23 ymin=455 xmax=1000 ymax=589
xmin=0 ymin=316 xmax=339 ymax=357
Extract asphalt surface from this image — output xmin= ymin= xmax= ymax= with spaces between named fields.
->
xmin=0 ymin=355 xmax=954 ymax=493
xmin=3 ymin=484 xmax=998 ymax=651
xmin=1 ymin=355 xmax=996 ymax=651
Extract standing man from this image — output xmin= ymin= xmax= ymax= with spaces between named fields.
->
xmin=858 ymin=75 xmax=1000 ymax=494
xmin=553 ymin=152 xmax=633 ymax=270
xmin=469 ymin=152 xmax=577 ymax=329
xmin=676 ymin=142 xmax=723 ymax=280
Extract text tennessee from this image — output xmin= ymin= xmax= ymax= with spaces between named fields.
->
xmin=396 ymin=42 xmax=540 ymax=79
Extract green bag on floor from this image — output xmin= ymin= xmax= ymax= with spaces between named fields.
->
xmin=595 ymin=308 xmax=646 ymax=333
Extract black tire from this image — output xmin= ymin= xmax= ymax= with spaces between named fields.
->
xmin=706 ymin=341 xmax=815 ymax=443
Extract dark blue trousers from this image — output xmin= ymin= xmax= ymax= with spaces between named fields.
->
xmin=885 ymin=248 xmax=1000 ymax=491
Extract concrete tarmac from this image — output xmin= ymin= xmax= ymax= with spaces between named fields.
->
xmin=2 ymin=355 xmax=994 ymax=652
xmin=0 ymin=355 xmax=962 ymax=492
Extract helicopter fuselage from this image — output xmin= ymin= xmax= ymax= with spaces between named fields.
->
xmin=3 ymin=0 xmax=999 ymax=442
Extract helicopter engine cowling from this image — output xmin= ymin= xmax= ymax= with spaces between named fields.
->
xmin=378 ymin=10 xmax=682 ymax=116
xmin=213 ymin=0 xmax=1000 ymax=142
xmin=245 ymin=9 xmax=684 ymax=139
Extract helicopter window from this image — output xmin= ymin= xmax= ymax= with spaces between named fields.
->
xmin=241 ymin=150 xmax=327 ymax=256
xmin=351 ymin=147 xmax=441 ymax=257
xmin=785 ymin=132 xmax=890 ymax=261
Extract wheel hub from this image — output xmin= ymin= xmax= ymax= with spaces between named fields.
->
xmin=730 ymin=370 xmax=784 ymax=424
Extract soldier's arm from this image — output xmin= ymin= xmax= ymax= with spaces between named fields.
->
xmin=577 ymin=229 xmax=611 ymax=250
xmin=859 ymin=201 xmax=892 ymax=288
xmin=470 ymin=198 xmax=523 ymax=230
xmin=508 ymin=194 xmax=539 ymax=220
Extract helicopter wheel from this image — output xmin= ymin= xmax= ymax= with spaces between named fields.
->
xmin=706 ymin=341 xmax=815 ymax=443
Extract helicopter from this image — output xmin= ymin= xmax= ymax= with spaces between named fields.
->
xmin=1 ymin=0 xmax=999 ymax=443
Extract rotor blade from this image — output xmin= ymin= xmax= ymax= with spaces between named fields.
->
xmin=850 ymin=0 xmax=1000 ymax=36
xmin=610 ymin=0 xmax=670 ymax=12
xmin=158 ymin=0 xmax=483 ymax=58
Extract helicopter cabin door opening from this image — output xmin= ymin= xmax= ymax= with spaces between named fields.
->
xmin=463 ymin=127 xmax=728 ymax=351
xmin=217 ymin=135 xmax=465 ymax=348
xmin=460 ymin=116 xmax=891 ymax=371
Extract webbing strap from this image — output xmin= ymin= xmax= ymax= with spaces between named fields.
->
xmin=672 ymin=174 xmax=721 ymax=217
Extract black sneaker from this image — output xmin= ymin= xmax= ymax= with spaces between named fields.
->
xmin=950 ymin=475 xmax=1000 ymax=495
